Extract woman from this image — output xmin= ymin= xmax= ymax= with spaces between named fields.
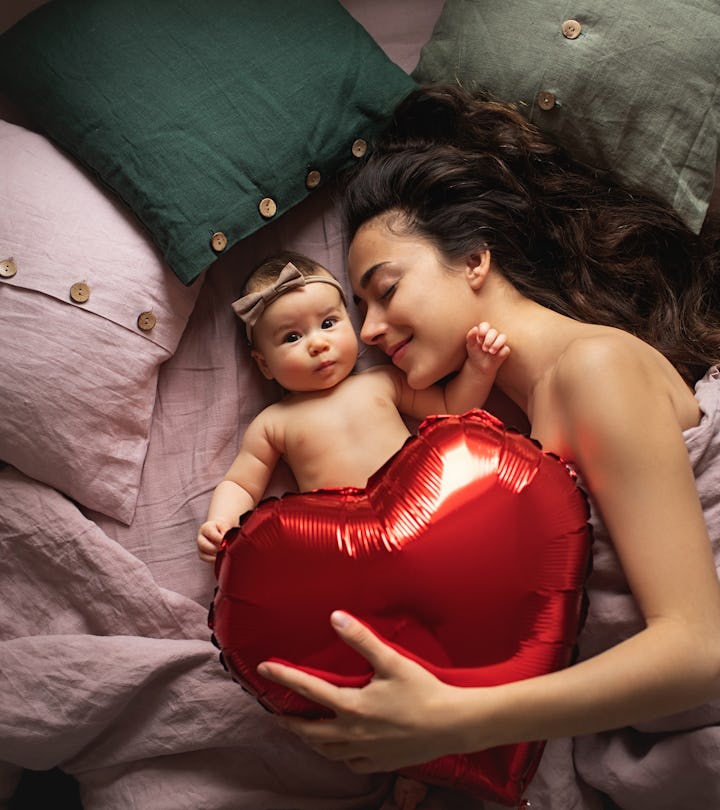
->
xmin=257 ymin=86 xmax=720 ymax=808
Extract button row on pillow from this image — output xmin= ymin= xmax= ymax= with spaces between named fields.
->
xmin=208 ymin=138 xmax=369 ymax=255
xmin=2 ymin=258 xmax=160 ymax=333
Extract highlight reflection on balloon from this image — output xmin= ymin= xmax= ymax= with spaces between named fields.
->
xmin=209 ymin=409 xmax=591 ymax=806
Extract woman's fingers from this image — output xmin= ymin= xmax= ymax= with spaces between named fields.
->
xmin=257 ymin=659 xmax=343 ymax=711
xmin=257 ymin=612 xmax=455 ymax=772
xmin=257 ymin=611 xmax=396 ymax=709
xmin=327 ymin=611 xmax=399 ymax=676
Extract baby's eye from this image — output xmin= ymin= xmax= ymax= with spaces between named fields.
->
xmin=283 ymin=331 xmax=301 ymax=343
xmin=321 ymin=317 xmax=337 ymax=329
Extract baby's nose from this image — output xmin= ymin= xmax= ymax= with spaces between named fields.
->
xmin=308 ymin=333 xmax=330 ymax=354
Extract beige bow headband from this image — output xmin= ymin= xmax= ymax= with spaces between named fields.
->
xmin=232 ymin=261 xmax=346 ymax=343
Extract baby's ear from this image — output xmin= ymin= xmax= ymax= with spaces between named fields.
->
xmin=251 ymin=349 xmax=275 ymax=381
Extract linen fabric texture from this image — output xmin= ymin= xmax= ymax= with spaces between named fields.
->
xmin=413 ymin=0 xmax=720 ymax=233
xmin=0 ymin=119 xmax=200 ymax=524
xmin=0 ymin=0 xmax=417 ymax=284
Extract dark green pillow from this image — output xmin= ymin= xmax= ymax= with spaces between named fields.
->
xmin=413 ymin=1 xmax=719 ymax=233
xmin=0 ymin=0 xmax=416 ymax=285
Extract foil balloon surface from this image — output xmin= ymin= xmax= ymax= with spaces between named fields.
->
xmin=209 ymin=409 xmax=591 ymax=806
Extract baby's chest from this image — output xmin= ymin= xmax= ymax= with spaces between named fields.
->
xmin=286 ymin=403 xmax=374 ymax=455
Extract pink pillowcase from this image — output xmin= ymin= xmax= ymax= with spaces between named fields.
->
xmin=0 ymin=120 xmax=201 ymax=523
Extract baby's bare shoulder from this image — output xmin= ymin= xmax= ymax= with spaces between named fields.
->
xmin=357 ymin=363 xmax=398 ymax=380
xmin=356 ymin=364 xmax=403 ymax=392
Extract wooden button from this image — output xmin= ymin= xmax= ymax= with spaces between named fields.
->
xmin=137 ymin=311 xmax=157 ymax=332
xmin=70 ymin=282 xmax=90 ymax=303
xmin=537 ymin=91 xmax=557 ymax=111
xmin=210 ymin=231 xmax=228 ymax=252
xmin=351 ymin=138 xmax=368 ymax=158
xmin=305 ymin=169 xmax=322 ymax=190
xmin=562 ymin=19 xmax=582 ymax=39
xmin=0 ymin=258 xmax=17 ymax=278
xmin=258 ymin=197 xmax=277 ymax=218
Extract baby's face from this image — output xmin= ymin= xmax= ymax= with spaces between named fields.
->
xmin=251 ymin=283 xmax=358 ymax=392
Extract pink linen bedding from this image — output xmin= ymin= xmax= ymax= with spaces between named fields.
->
xmin=2 ymin=1 xmax=719 ymax=809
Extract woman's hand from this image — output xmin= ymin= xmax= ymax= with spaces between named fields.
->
xmin=257 ymin=611 xmax=468 ymax=773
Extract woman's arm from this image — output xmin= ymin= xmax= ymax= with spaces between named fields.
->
xmin=256 ymin=345 xmax=720 ymax=770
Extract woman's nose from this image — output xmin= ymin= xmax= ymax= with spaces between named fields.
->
xmin=359 ymin=309 xmax=384 ymax=345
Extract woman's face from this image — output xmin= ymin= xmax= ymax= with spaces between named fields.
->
xmin=347 ymin=216 xmax=480 ymax=389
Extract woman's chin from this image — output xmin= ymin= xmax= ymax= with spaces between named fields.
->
xmin=407 ymin=367 xmax=447 ymax=391
xmin=403 ymin=350 xmax=463 ymax=391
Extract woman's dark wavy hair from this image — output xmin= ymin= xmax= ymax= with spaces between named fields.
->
xmin=342 ymin=84 xmax=720 ymax=385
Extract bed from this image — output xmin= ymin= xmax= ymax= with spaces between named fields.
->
xmin=1 ymin=2 xmax=718 ymax=809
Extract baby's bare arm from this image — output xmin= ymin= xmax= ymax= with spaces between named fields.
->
xmin=392 ymin=323 xmax=509 ymax=418
xmin=444 ymin=323 xmax=509 ymax=413
xmin=197 ymin=411 xmax=281 ymax=562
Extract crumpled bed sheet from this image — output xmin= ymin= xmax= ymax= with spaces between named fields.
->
xmin=0 ymin=464 xmax=392 ymax=810
xmin=0 ymin=459 xmax=477 ymax=810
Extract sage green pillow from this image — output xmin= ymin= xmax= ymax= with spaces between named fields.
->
xmin=413 ymin=1 xmax=719 ymax=233
xmin=0 ymin=0 xmax=416 ymax=285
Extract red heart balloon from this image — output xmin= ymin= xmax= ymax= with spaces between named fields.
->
xmin=209 ymin=410 xmax=591 ymax=806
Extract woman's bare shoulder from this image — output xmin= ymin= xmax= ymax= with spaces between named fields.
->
xmin=534 ymin=328 xmax=695 ymax=455
xmin=552 ymin=329 xmax=677 ymax=400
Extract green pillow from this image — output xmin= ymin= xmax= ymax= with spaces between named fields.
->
xmin=413 ymin=1 xmax=719 ymax=233
xmin=0 ymin=0 xmax=416 ymax=285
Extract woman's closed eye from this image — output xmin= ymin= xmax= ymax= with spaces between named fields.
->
xmin=379 ymin=282 xmax=397 ymax=301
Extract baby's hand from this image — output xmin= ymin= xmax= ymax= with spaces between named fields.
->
xmin=197 ymin=520 xmax=232 ymax=563
xmin=466 ymin=322 xmax=510 ymax=375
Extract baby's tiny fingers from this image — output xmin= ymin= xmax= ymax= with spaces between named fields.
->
xmin=481 ymin=328 xmax=499 ymax=351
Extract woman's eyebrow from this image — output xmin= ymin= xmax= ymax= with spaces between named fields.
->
xmin=358 ymin=262 xmax=388 ymax=290
xmin=352 ymin=262 xmax=389 ymax=305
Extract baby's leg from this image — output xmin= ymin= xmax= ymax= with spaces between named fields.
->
xmin=392 ymin=775 xmax=428 ymax=810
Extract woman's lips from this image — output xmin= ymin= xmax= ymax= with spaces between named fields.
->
xmin=388 ymin=337 xmax=411 ymax=364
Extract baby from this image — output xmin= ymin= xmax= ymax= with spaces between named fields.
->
xmin=197 ymin=251 xmax=510 ymax=809
xmin=197 ymin=251 xmax=509 ymax=558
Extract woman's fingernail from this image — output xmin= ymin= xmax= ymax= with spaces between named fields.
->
xmin=331 ymin=610 xmax=351 ymax=629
